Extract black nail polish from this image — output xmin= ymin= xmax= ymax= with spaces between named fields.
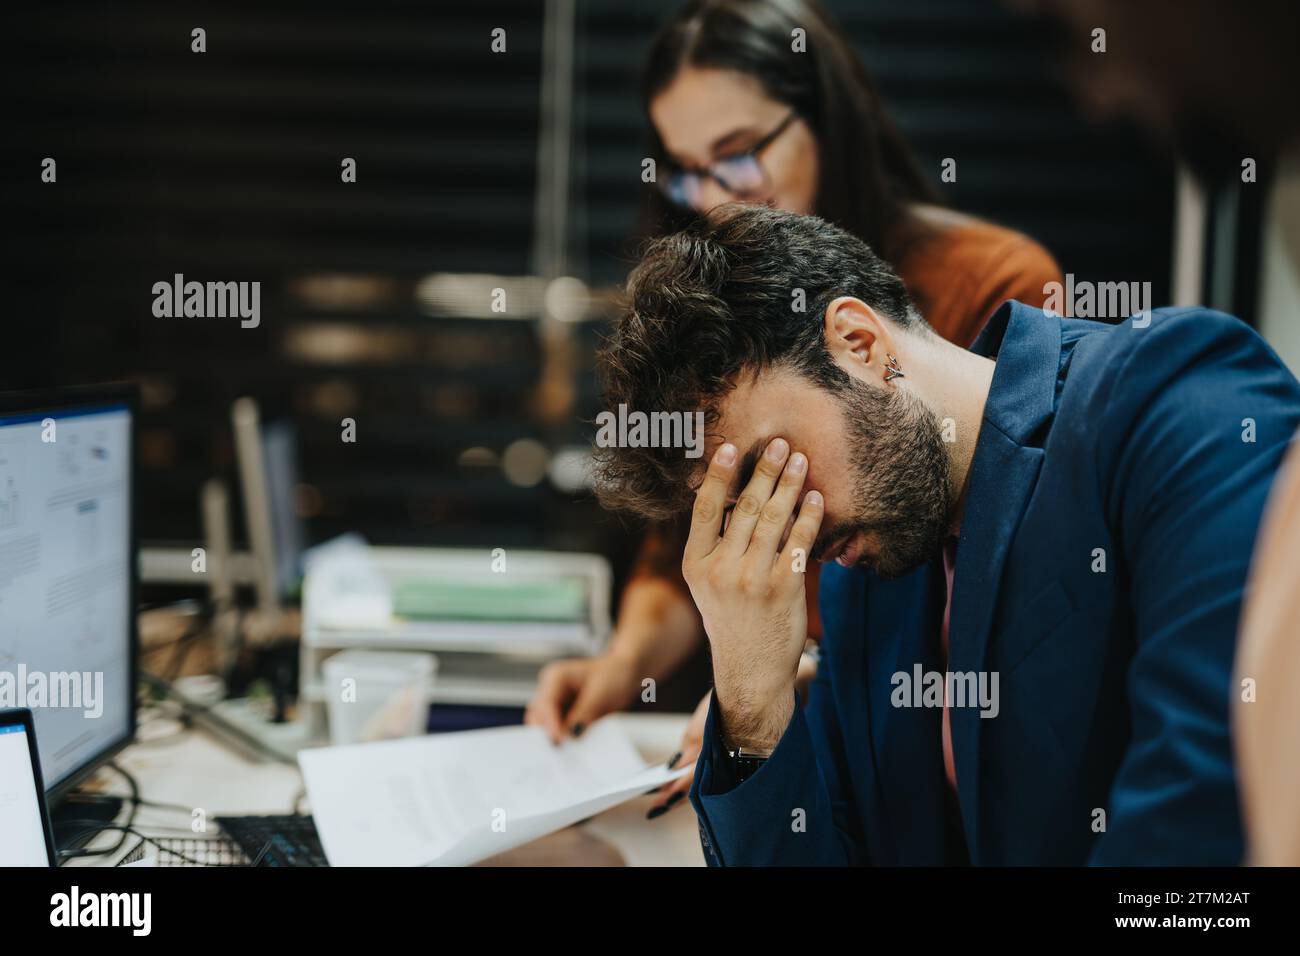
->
xmin=667 ymin=751 xmax=682 ymax=769
xmin=647 ymin=792 xmax=686 ymax=820
xmin=571 ymin=723 xmax=585 ymax=738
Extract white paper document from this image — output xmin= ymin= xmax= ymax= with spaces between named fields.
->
xmin=298 ymin=719 xmax=694 ymax=866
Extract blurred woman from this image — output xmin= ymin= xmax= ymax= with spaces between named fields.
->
xmin=525 ymin=0 xmax=1061 ymax=814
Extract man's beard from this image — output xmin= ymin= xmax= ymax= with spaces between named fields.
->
xmin=816 ymin=376 xmax=954 ymax=579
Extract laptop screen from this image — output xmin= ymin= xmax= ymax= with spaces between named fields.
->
xmin=0 ymin=716 xmax=55 ymax=865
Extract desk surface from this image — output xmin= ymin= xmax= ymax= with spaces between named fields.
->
xmin=67 ymin=711 xmax=704 ymax=867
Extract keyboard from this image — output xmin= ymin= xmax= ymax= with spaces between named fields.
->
xmin=117 ymin=836 xmax=250 ymax=867
xmin=217 ymin=814 xmax=328 ymax=867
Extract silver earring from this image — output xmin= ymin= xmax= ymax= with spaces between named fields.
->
xmin=884 ymin=354 xmax=905 ymax=382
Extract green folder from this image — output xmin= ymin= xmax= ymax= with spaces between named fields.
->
xmin=392 ymin=577 xmax=587 ymax=622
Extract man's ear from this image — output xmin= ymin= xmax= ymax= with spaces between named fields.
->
xmin=823 ymin=296 xmax=895 ymax=382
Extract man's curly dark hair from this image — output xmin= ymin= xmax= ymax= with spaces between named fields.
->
xmin=594 ymin=203 xmax=926 ymax=520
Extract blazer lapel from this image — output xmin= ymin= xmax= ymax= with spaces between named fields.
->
xmin=865 ymin=564 xmax=949 ymax=863
xmin=946 ymin=302 xmax=1061 ymax=862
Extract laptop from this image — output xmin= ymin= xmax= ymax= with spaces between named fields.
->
xmin=0 ymin=708 xmax=59 ymax=866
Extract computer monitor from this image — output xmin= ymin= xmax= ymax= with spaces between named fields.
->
xmin=262 ymin=419 xmax=305 ymax=601
xmin=232 ymin=397 xmax=305 ymax=614
xmin=0 ymin=708 xmax=58 ymax=866
xmin=0 ymin=385 xmax=137 ymax=801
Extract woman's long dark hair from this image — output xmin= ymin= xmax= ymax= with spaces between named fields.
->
xmin=642 ymin=0 xmax=936 ymax=263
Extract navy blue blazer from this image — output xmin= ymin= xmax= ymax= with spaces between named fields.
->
xmin=689 ymin=301 xmax=1300 ymax=865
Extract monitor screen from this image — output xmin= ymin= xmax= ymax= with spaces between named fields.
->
xmin=0 ymin=391 xmax=135 ymax=795
xmin=262 ymin=419 xmax=305 ymax=601
xmin=0 ymin=715 xmax=55 ymax=865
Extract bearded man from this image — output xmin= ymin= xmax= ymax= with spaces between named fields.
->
xmin=593 ymin=204 xmax=1300 ymax=865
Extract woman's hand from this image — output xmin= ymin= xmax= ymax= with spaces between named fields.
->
xmin=524 ymin=653 xmax=640 ymax=743
xmin=646 ymin=691 xmax=709 ymax=818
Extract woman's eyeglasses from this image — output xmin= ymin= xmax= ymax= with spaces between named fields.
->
xmin=658 ymin=111 xmax=798 ymax=210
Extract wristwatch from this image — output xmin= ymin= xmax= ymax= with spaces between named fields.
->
xmin=726 ymin=745 xmax=773 ymax=784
